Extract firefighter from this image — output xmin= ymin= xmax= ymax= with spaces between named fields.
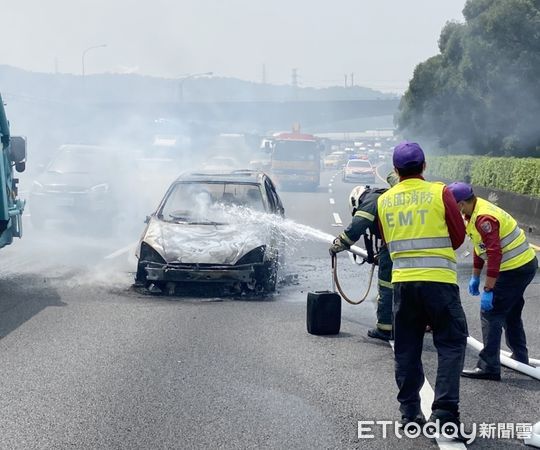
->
xmin=448 ymin=182 xmax=538 ymax=380
xmin=377 ymin=141 xmax=467 ymax=430
xmin=329 ymin=171 xmax=399 ymax=342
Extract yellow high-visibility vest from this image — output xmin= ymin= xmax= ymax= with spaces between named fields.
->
xmin=467 ymin=197 xmax=535 ymax=272
xmin=378 ymin=178 xmax=457 ymax=284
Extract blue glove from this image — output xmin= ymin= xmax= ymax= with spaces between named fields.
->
xmin=468 ymin=275 xmax=480 ymax=296
xmin=480 ymin=290 xmax=494 ymax=312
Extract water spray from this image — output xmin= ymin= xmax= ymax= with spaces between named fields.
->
xmin=214 ymin=205 xmax=375 ymax=304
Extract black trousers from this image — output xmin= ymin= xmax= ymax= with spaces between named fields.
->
xmin=393 ymin=281 xmax=468 ymax=417
xmin=376 ymin=247 xmax=393 ymax=330
xmin=477 ymin=256 xmax=538 ymax=373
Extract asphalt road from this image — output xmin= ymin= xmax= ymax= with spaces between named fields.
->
xmin=0 ymin=169 xmax=538 ymax=449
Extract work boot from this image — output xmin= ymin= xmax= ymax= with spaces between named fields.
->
xmin=367 ymin=328 xmax=392 ymax=342
xmin=509 ymin=353 xmax=531 ymax=366
xmin=461 ymin=367 xmax=501 ymax=381
xmin=426 ymin=409 xmax=469 ymax=442
xmin=399 ymin=413 xmax=426 ymax=430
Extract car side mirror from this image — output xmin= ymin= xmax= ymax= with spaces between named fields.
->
xmin=9 ymin=136 xmax=27 ymax=164
xmin=145 ymin=215 xmax=151 ymax=224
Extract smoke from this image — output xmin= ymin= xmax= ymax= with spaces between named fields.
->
xmin=397 ymin=1 xmax=540 ymax=156
xmin=1 ymin=50 xmax=397 ymax=292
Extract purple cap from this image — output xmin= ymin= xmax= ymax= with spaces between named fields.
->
xmin=447 ymin=182 xmax=474 ymax=203
xmin=393 ymin=141 xmax=425 ymax=169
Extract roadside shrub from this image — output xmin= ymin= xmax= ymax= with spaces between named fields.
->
xmin=428 ymin=156 xmax=540 ymax=198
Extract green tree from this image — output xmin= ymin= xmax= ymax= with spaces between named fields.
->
xmin=397 ymin=0 xmax=540 ymax=156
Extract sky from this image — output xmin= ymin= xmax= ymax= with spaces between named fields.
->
xmin=1 ymin=0 xmax=467 ymax=93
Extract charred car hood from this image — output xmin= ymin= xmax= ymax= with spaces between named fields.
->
xmin=143 ymin=218 xmax=269 ymax=265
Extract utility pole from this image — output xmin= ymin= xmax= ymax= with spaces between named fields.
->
xmin=344 ymin=74 xmax=348 ymax=88
xmin=291 ymin=68 xmax=298 ymax=88
xmin=291 ymin=68 xmax=299 ymax=100
xmin=350 ymin=72 xmax=354 ymax=87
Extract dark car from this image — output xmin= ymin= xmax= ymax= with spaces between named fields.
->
xmin=29 ymin=144 xmax=140 ymax=231
xmin=135 ymin=170 xmax=285 ymax=295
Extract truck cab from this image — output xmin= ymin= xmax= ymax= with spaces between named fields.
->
xmin=267 ymin=128 xmax=321 ymax=191
xmin=0 ymin=93 xmax=27 ymax=248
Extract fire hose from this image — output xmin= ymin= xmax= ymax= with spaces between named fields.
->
xmin=331 ymin=244 xmax=376 ymax=305
xmin=326 ymin=237 xmax=540 ymax=383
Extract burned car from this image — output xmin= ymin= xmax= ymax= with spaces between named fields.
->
xmin=135 ymin=170 xmax=285 ymax=295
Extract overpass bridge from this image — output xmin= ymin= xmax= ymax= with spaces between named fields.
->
xmin=93 ymin=98 xmax=400 ymax=132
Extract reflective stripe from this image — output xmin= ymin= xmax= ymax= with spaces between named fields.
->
xmin=393 ymin=257 xmax=457 ymax=271
xmin=377 ymin=323 xmax=393 ymax=331
xmin=388 ymin=236 xmax=452 ymax=253
xmin=339 ymin=232 xmax=354 ymax=246
xmin=501 ymin=241 xmax=531 ymax=263
xmin=500 ymin=226 xmax=521 ymax=248
xmin=378 ymin=279 xmax=393 ymax=289
xmin=354 ymin=210 xmax=375 ymax=221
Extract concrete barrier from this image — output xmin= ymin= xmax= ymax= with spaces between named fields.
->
xmin=435 ymin=178 xmax=540 ymax=237
xmin=466 ymin=184 xmax=540 ymax=235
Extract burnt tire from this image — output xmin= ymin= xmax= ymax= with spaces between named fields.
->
xmin=135 ymin=261 xmax=148 ymax=286
xmin=257 ymin=259 xmax=278 ymax=294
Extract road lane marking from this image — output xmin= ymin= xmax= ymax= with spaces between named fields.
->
xmin=389 ymin=341 xmax=467 ymax=449
xmin=333 ymin=213 xmax=342 ymax=225
xmin=330 ymin=198 xmax=335 ymax=205
xmin=104 ymin=242 xmax=138 ymax=260
xmin=329 ymin=188 xmax=333 ymax=194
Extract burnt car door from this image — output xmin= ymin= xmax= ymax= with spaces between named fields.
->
xmin=263 ymin=176 xmax=285 ymax=267
xmin=264 ymin=176 xmax=285 ymax=217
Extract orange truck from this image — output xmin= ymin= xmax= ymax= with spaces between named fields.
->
xmin=267 ymin=130 xmax=320 ymax=191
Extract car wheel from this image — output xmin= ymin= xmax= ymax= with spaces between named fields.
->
xmin=134 ymin=261 xmax=148 ymax=286
xmin=256 ymin=259 xmax=278 ymax=294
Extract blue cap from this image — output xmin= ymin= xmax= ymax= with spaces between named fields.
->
xmin=393 ymin=141 xmax=425 ymax=169
xmin=447 ymin=182 xmax=474 ymax=203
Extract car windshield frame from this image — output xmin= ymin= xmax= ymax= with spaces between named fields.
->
xmin=158 ymin=180 xmax=267 ymax=224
